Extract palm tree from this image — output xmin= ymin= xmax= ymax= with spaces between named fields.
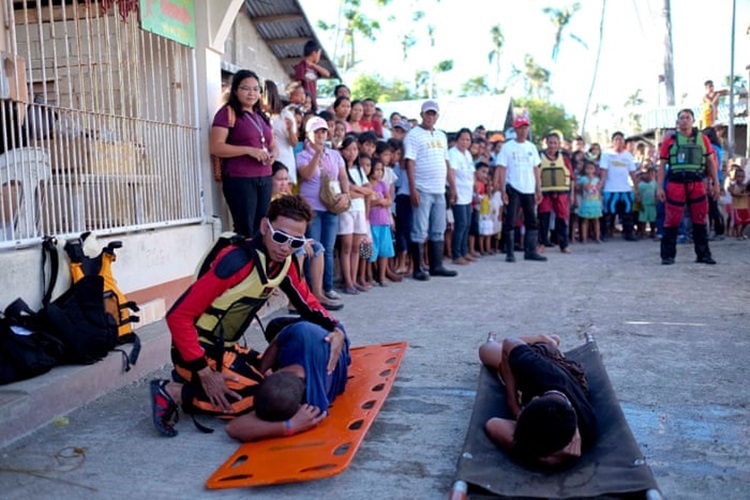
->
xmin=461 ymin=76 xmax=491 ymax=97
xmin=542 ymin=2 xmax=587 ymax=62
xmin=488 ymin=25 xmax=505 ymax=93
xmin=318 ymin=0 xmax=393 ymax=72
xmin=581 ymin=0 xmax=606 ymax=136
xmin=624 ymin=89 xmax=645 ymax=132
xmin=523 ymin=55 xmax=551 ymax=99
xmin=429 ymin=59 xmax=454 ymax=98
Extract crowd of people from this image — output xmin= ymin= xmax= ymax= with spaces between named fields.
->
xmin=151 ymin=44 xmax=749 ymax=455
xmin=210 ymin=57 xmax=750 ymax=303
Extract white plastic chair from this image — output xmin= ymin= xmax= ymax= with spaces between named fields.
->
xmin=0 ymin=147 xmax=52 ymax=241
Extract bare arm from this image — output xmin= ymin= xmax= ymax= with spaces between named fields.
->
xmin=310 ymin=61 xmax=331 ymax=78
xmin=533 ymin=165 xmax=543 ymax=204
xmin=500 ymin=338 xmax=523 ymax=418
xmin=406 ymin=158 xmax=420 ymax=207
xmin=499 ymin=335 xmax=560 ymax=418
xmin=446 ymin=160 xmax=457 ymax=205
xmin=225 ymin=404 xmax=326 ymax=442
xmin=285 ymin=116 xmax=299 ymax=148
xmin=495 ymin=165 xmax=508 ymax=204
xmin=297 ymin=145 xmax=322 ymax=181
xmin=656 ymin=159 xmax=667 ymax=202
xmin=706 ymin=151 xmax=720 ymax=199
xmin=629 ymin=171 xmax=641 ymax=199
xmin=485 ymin=417 xmax=516 ymax=451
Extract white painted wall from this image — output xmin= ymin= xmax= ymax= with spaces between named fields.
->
xmin=0 ymin=2 xmax=297 ymax=323
xmin=0 ymin=223 xmax=215 ymax=310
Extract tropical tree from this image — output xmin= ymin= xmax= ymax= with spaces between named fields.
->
xmin=351 ymin=74 xmax=413 ymax=102
xmin=316 ymin=0 xmax=392 ymax=72
xmin=427 ymin=59 xmax=454 ymax=98
xmin=414 ymin=70 xmax=431 ymax=98
xmin=487 ymin=25 xmax=504 ymax=92
xmin=399 ymin=10 xmax=424 ymax=61
xmin=542 ymin=2 xmax=587 ymax=62
xmin=724 ymin=74 xmax=748 ymax=93
xmin=624 ymin=89 xmax=645 ymax=133
xmin=523 ymin=55 xmax=551 ymax=99
xmin=515 ymin=98 xmax=579 ymax=147
xmin=461 ymin=76 xmax=491 ymax=97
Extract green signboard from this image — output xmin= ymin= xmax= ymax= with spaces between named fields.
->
xmin=139 ymin=0 xmax=196 ymax=48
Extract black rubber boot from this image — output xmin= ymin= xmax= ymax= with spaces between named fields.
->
xmin=555 ymin=218 xmax=569 ymax=251
xmin=623 ymin=213 xmax=638 ymax=241
xmin=428 ymin=241 xmax=457 ymax=277
xmin=410 ymin=242 xmax=430 ymax=281
xmin=538 ymin=212 xmax=553 ymax=247
xmin=693 ymin=224 xmax=716 ymax=264
xmin=504 ymin=230 xmax=515 ymax=262
xmin=523 ymin=230 xmax=547 ymax=261
xmin=661 ymin=227 xmax=677 ymax=264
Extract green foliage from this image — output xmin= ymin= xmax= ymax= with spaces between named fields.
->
xmin=523 ymin=55 xmax=551 ymax=98
xmin=461 ymin=76 xmax=490 ymax=97
xmin=542 ymin=2 xmax=586 ymax=62
xmin=351 ymin=74 xmax=413 ymax=102
xmin=434 ymin=59 xmax=454 ymax=73
xmin=515 ymin=98 xmax=579 ymax=146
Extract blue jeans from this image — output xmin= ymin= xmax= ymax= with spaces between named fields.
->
xmin=410 ymin=190 xmax=446 ymax=242
xmin=306 ymin=210 xmax=339 ymax=292
xmin=452 ymin=203 xmax=471 ymax=258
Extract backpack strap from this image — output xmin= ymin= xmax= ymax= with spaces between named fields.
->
xmin=41 ymin=236 xmax=58 ymax=307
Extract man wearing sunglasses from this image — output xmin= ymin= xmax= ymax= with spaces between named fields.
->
xmin=150 ymin=195 xmax=346 ymax=438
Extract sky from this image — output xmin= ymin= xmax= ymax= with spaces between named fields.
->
xmin=299 ymin=0 xmax=750 ymax=126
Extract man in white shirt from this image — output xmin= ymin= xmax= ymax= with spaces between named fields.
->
xmin=494 ymin=116 xmax=547 ymax=262
xmin=404 ymin=100 xmax=458 ymax=280
xmin=600 ymin=131 xmax=640 ymax=241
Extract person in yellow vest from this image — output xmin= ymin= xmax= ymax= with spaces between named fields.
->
xmin=150 ymin=195 xmax=346 ymax=438
xmin=701 ymin=80 xmax=728 ymax=128
xmin=537 ymin=132 xmax=576 ymax=254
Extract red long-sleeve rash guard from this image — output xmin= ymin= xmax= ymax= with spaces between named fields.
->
xmin=166 ymin=245 xmax=338 ymax=372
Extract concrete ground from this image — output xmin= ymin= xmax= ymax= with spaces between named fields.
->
xmin=0 ymin=236 xmax=748 ymax=499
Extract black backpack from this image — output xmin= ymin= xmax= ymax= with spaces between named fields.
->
xmin=0 ymin=299 xmax=64 ymax=385
xmin=40 ymin=236 xmax=135 ymax=369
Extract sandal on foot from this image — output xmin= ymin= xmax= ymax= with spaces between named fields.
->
xmin=150 ymin=379 xmax=179 ymax=437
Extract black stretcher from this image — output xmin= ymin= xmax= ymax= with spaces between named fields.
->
xmin=450 ymin=338 xmax=662 ymax=499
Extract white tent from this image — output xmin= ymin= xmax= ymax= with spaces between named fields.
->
xmin=377 ymin=95 xmax=514 ymax=133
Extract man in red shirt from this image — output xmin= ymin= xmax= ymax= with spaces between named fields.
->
xmin=150 ymin=195 xmax=345 ymax=437
xmin=294 ymin=40 xmax=330 ymax=112
xmin=656 ymin=108 xmax=720 ymax=265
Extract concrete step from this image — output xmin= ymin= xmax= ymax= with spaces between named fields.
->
xmin=0 ymin=292 xmax=288 ymax=447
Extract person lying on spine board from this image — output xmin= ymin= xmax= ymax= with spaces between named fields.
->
xmin=225 ymin=318 xmax=350 ymax=441
xmin=479 ymin=334 xmax=596 ymax=467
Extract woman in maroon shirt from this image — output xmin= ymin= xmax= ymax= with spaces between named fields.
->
xmin=210 ymin=70 xmax=277 ymax=236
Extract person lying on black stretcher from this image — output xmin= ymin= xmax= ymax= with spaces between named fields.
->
xmin=478 ymin=334 xmax=597 ymax=467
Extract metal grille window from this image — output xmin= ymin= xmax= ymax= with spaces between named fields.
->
xmin=1 ymin=0 xmax=200 ymax=247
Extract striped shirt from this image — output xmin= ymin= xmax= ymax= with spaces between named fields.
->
xmin=403 ymin=125 xmax=449 ymax=194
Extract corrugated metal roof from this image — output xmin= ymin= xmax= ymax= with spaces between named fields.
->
xmin=243 ymin=0 xmax=340 ymax=80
